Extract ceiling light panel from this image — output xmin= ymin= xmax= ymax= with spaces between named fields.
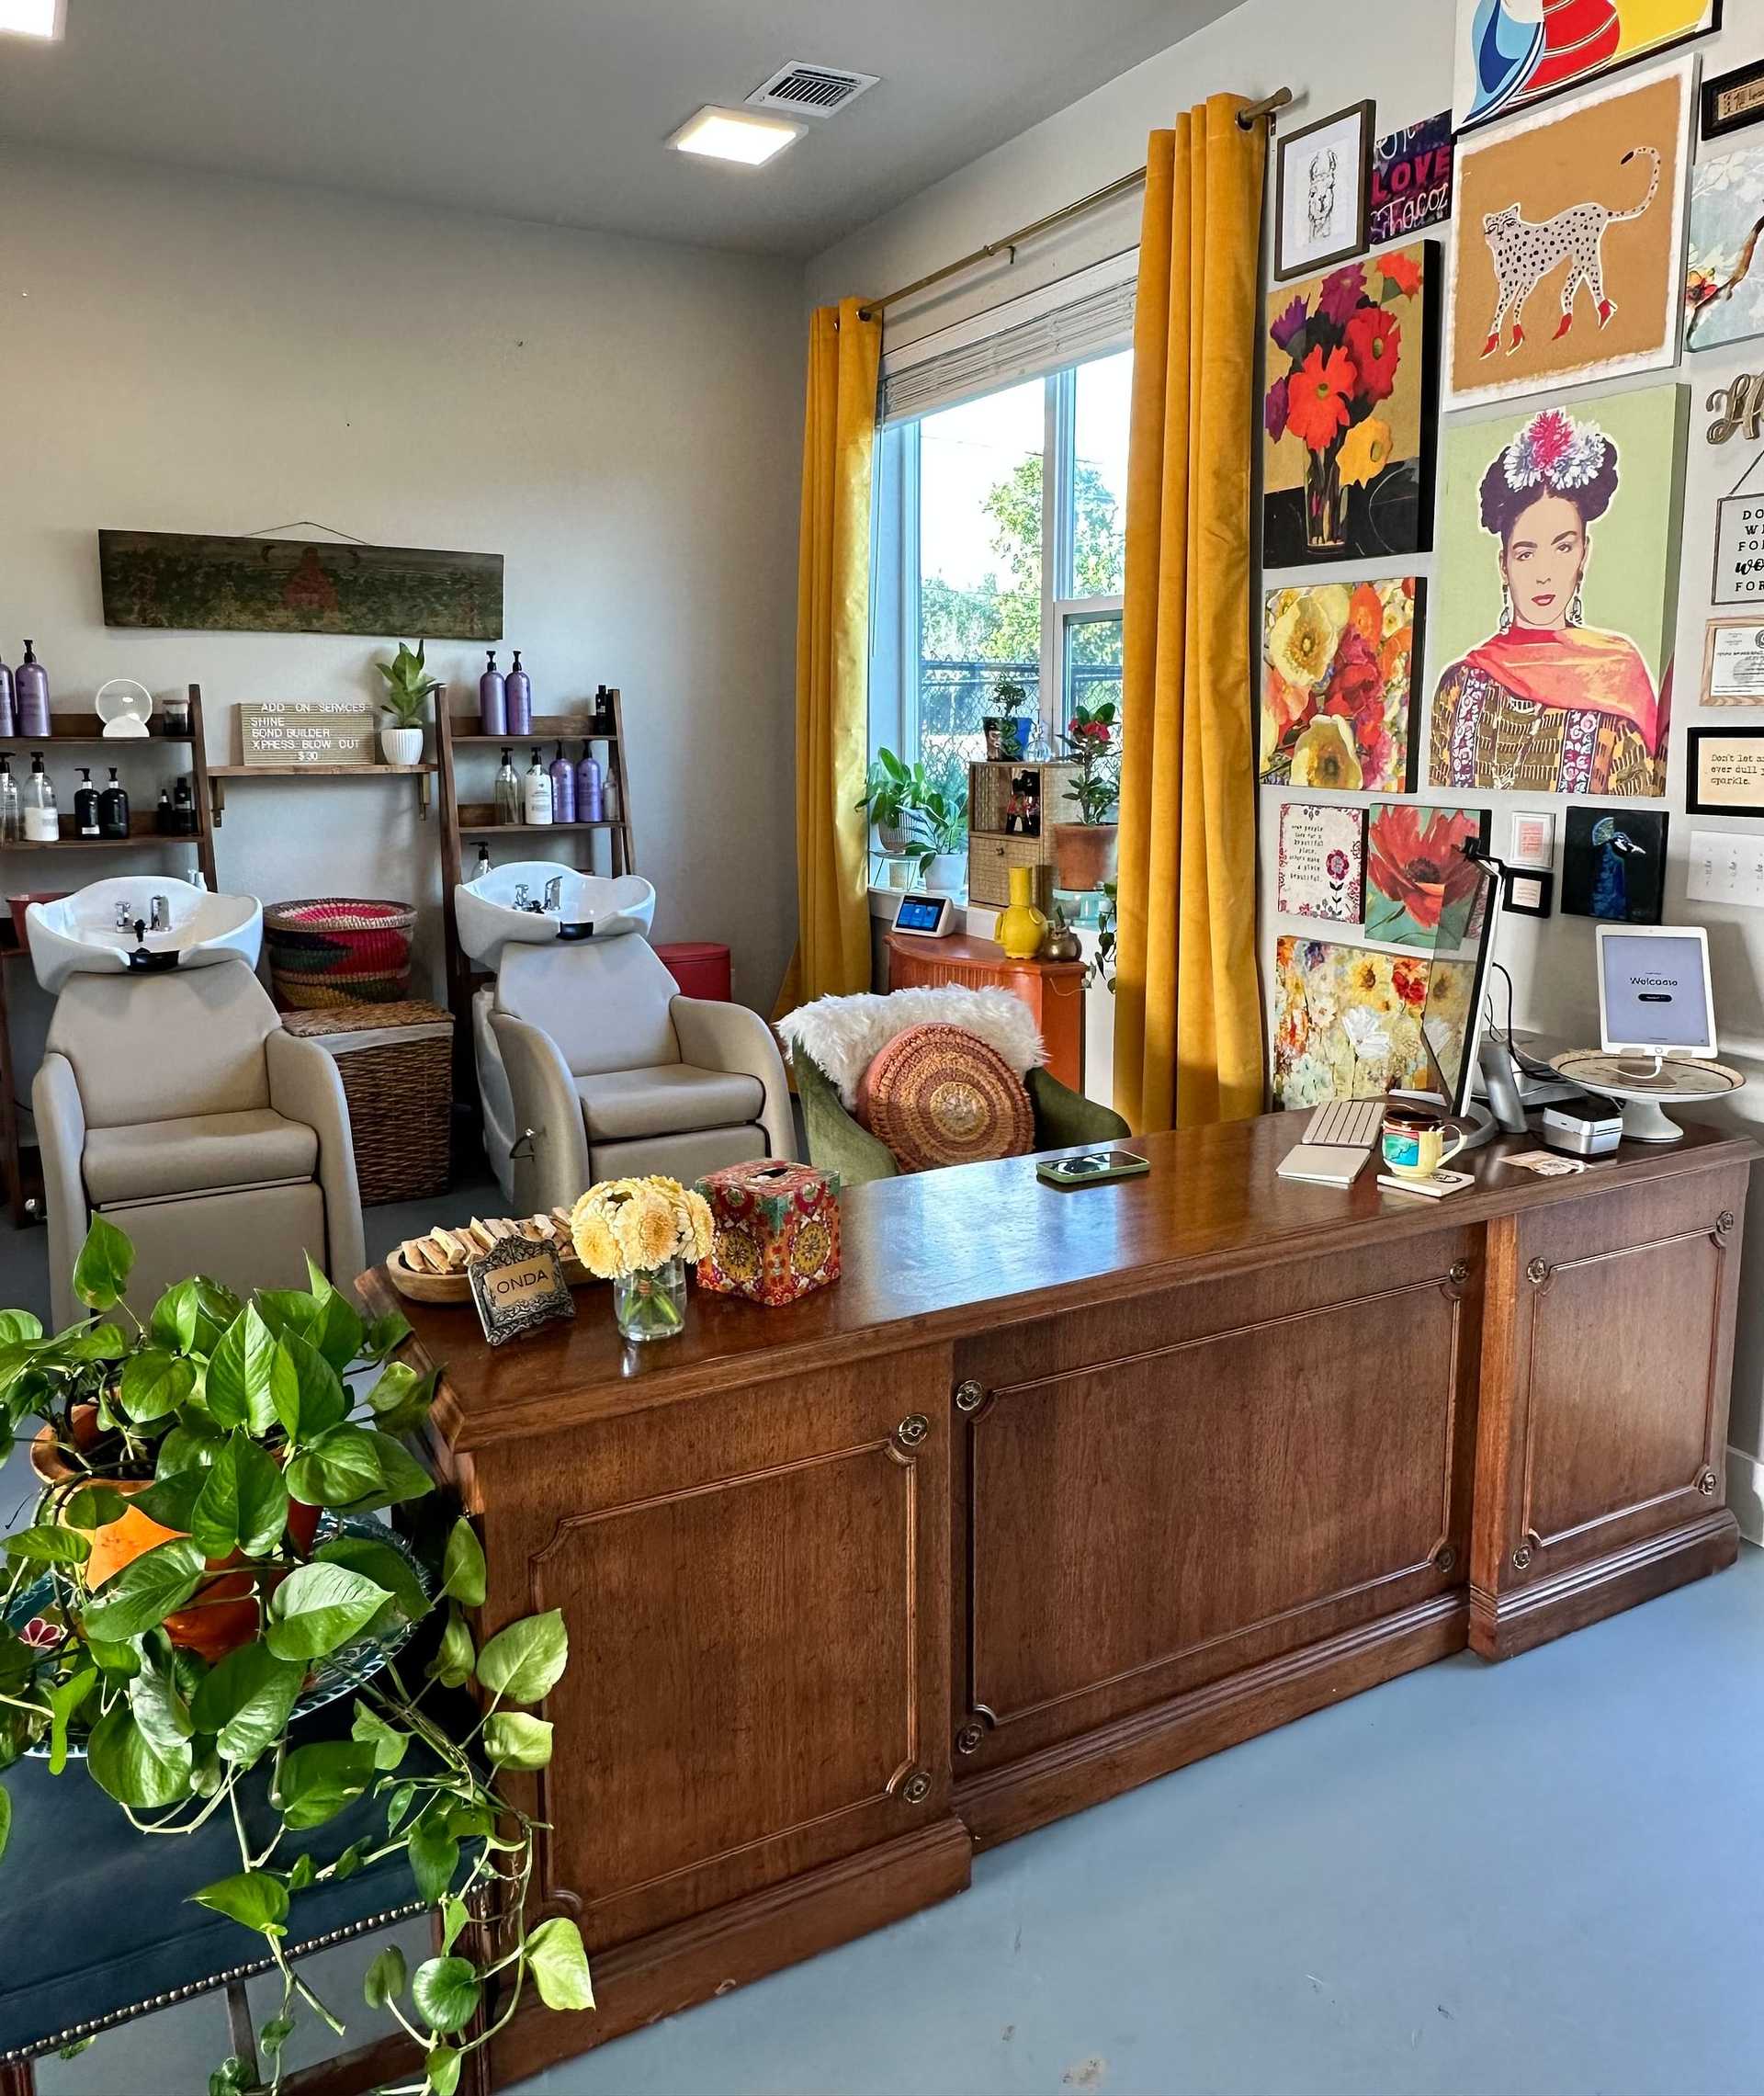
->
xmin=667 ymin=105 xmax=804 ymax=168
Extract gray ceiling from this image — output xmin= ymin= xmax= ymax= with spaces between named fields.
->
xmin=0 ymin=0 xmax=1239 ymax=257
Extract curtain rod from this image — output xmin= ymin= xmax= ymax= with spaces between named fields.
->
xmin=856 ymin=85 xmax=1293 ymax=322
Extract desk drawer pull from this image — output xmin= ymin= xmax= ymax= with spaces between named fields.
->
xmin=954 ymin=1380 xmax=986 ymax=1415
xmin=897 ymin=1413 xmax=931 ymax=1449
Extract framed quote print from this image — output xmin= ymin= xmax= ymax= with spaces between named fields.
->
xmin=1688 ymin=726 xmax=1764 ymax=815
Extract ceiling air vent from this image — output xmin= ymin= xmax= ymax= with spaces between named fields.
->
xmin=746 ymin=62 xmax=879 ymax=119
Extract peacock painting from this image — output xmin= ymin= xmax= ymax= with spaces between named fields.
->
xmin=1563 ymin=808 xmax=1668 ymax=923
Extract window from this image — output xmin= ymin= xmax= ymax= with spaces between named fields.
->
xmin=870 ymin=346 xmax=1132 ymax=810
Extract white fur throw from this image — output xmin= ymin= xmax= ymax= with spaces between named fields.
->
xmin=778 ymin=987 xmax=1045 ymax=1109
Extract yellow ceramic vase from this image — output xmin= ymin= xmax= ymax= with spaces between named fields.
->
xmin=997 ymin=865 xmax=1047 ymax=960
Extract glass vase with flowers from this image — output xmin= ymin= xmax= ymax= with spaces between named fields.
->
xmin=570 ymin=1176 xmax=715 ymax=1342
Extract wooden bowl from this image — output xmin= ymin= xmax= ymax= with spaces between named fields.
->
xmin=384 ymin=1242 xmax=593 ymax=1304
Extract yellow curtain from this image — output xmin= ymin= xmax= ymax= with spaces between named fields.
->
xmin=776 ymin=295 xmax=883 ymax=1014
xmin=1112 ymin=96 xmax=1267 ymax=1133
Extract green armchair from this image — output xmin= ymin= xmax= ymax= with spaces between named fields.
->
xmin=794 ymin=1044 xmax=1129 ymax=1187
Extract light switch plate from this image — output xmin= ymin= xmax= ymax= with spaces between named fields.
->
xmin=1689 ymin=827 xmax=1764 ymax=907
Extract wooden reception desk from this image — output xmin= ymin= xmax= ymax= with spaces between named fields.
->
xmin=364 ymin=1114 xmax=1754 ymax=2087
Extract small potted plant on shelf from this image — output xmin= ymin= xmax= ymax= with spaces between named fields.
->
xmin=1053 ymin=701 xmax=1122 ymax=892
xmin=983 ymin=677 xmax=1032 ymax=762
xmin=0 ymin=1218 xmax=594 ymax=2095
xmin=571 ymin=1176 xmax=714 ymax=1343
xmin=376 ymin=639 xmax=442 ymax=765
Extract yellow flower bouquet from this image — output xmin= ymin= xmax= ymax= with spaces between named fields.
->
xmin=570 ymin=1175 xmax=715 ymax=1342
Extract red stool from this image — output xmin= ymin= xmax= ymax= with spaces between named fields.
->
xmin=655 ymin=940 xmax=731 ymax=1001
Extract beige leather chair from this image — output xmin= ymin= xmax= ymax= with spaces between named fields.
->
xmin=489 ymin=935 xmax=793 ymax=1215
xmin=35 ymin=966 xmax=365 ymax=1331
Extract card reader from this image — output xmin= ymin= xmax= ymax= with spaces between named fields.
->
xmin=1539 ymin=1091 xmax=1623 ymax=1160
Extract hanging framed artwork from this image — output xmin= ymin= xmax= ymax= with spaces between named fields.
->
xmin=1686 ymin=142 xmax=1764 ymax=352
xmin=1453 ymin=0 xmax=1718 ymax=134
xmin=1263 ymin=243 xmax=1438 ymax=565
xmin=1275 ymin=800 xmax=1366 ymax=923
xmin=1561 ymin=808 xmax=1668 ymax=922
xmin=1272 ymin=935 xmax=1477 ymax=1107
xmin=1702 ymin=617 xmax=1764 ymax=702
xmin=1444 ymin=61 xmax=1694 ymax=410
xmin=1428 ymin=384 xmax=1688 ymax=799
xmin=1702 ymin=56 xmax=1764 ymax=141
xmin=1687 ymin=725 xmax=1764 ymax=814
xmin=1364 ymin=802 xmax=1490 ymax=950
xmin=1712 ymin=453 xmax=1764 ymax=605
xmin=1369 ymin=112 xmax=1453 ymax=247
xmin=1261 ymin=577 xmax=1421 ymax=793
xmin=1274 ymin=102 xmax=1374 ymax=280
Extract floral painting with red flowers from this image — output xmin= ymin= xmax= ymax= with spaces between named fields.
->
xmin=1364 ymin=800 xmax=1490 ymax=950
xmin=1273 ymin=935 xmax=1476 ymax=1107
xmin=1264 ymin=242 xmax=1437 ymax=563
xmin=1261 ymin=576 xmax=1421 ymax=794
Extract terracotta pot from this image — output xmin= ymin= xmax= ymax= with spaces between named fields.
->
xmin=33 ymin=1420 xmax=321 ymax=1663
xmin=1052 ymin=822 xmax=1119 ymax=893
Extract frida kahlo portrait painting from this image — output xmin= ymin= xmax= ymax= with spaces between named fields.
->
xmin=1429 ymin=389 xmax=1685 ymax=799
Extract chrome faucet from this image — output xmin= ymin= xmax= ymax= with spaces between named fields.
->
xmin=149 ymin=896 xmax=169 ymax=933
xmin=114 ymin=900 xmax=134 ymax=929
xmin=543 ymin=876 xmax=563 ymax=913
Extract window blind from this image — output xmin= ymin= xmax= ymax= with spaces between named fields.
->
xmin=879 ymin=255 xmax=1137 ymax=425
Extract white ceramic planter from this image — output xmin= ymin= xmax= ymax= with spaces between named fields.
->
xmin=925 ymin=852 xmax=967 ymax=894
xmin=381 ymin=726 xmax=424 ymax=765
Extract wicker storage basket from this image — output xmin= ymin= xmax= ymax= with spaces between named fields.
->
xmin=280 ymin=1001 xmax=453 ymax=1206
xmin=265 ymin=898 xmax=416 ymax=1010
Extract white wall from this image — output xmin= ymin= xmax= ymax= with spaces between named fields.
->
xmin=809 ymin=0 xmax=1764 ymax=1503
xmin=0 ymin=146 xmax=803 ymax=1072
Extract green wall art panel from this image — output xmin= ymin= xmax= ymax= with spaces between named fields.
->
xmin=97 ymin=531 xmax=504 ymax=640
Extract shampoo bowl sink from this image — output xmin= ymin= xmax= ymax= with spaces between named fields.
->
xmin=28 ymin=878 xmax=263 ymax=995
xmin=455 ymin=865 xmax=656 ymax=969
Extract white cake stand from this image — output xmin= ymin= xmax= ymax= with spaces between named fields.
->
xmin=1549 ymin=1049 xmax=1745 ymax=1142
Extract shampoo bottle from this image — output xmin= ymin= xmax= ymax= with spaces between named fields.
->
xmin=23 ymin=754 xmax=57 ymax=843
xmin=505 ymin=651 xmax=532 ymax=736
xmin=479 ymin=651 xmax=506 ymax=736
xmin=0 ymin=760 xmax=18 ymax=844
xmin=98 ymin=766 xmax=129 ymax=840
xmin=473 ymin=843 xmax=492 ymax=881
xmin=0 ymin=651 xmax=14 ymax=738
xmin=602 ymin=763 xmax=619 ymax=824
xmin=16 ymin=643 xmax=50 ymax=739
xmin=549 ymin=742 xmax=575 ymax=823
xmin=522 ymin=747 xmax=552 ymax=826
xmin=74 ymin=767 xmax=98 ymax=838
xmin=493 ymin=747 xmax=521 ymax=825
xmin=577 ymin=745 xmax=603 ymax=823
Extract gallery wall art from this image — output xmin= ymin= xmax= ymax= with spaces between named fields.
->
xmin=1275 ymin=102 xmax=1374 ymax=279
xmin=1686 ymin=142 xmax=1764 ymax=352
xmin=1364 ymin=802 xmax=1490 ymax=949
xmin=1445 ymin=61 xmax=1693 ymax=409
xmin=1272 ymin=935 xmax=1476 ymax=1107
xmin=1369 ymin=112 xmax=1454 ymax=247
xmin=1428 ymin=386 xmax=1688 ymax=798
xmin=97 ymin=531 xmax=505 ymax=640
xmin=1275 ymin=800 xmax=1366 ymax=922
xmin=1561 ymin=807 xmax=1668 ymax=921
xmin=1263 ymin=244 xmax=1436 ymax=565
xmin=1261 ymin=578 xmax=1421 ymax=793
xmin=1453 ymin=0 xmax=1718 ymax=134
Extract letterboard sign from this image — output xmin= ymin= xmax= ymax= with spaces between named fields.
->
xmin=468 ymin=1235 xmax=576 ymax=1347
xmin=239 ymin=700 xmax=379 ymax=766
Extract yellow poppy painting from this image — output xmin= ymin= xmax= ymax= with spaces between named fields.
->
xmin=1261 ymin=577 xmax=1422 ymax=792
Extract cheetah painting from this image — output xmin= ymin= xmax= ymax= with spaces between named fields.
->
xmin=1446 ymin=60 xmax=1692 ymax=410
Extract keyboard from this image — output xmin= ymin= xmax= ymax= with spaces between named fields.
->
xmin=1303 ymin=1097 xmax=1385 ymax=1149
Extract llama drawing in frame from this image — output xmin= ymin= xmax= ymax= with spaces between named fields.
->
xmin=1479 ymin=146 xmax=1659 ymax=358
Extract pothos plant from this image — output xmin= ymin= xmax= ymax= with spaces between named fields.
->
xmin=0 ymin=1218 xmax=592 ymax=2096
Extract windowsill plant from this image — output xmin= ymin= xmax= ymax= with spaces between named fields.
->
xmin=983 ymin=677 xmax=1032 ymax=762
xmin=0 ymin=1219 xmax=594 ymax=2096
xmin=1054 ymin=700 xmax=1122 ymax=892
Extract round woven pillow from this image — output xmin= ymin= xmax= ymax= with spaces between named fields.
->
xmin=856 ymin=1023 xmax=1035 ymax=1173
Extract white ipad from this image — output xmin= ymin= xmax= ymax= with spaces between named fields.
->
xmin=1596 ymin=925 xmax=1716 ymax=1059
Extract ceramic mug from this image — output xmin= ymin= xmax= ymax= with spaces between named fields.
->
xmin=1381 ymin=1106 xmax=1465 ymax=1182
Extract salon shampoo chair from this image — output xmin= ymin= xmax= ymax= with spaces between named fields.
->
xmin=455 ymin=863 xmax=792 ymax=1212
xmin=28 ymin=878 xmax=365 ymax=1331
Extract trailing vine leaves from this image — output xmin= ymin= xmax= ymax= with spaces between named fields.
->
xmin=0 ymin=1219 xmax=594 ymax=2096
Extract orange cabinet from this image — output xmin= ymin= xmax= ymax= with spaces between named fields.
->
xmin=886 ymin=931 xmax=1086 ymax=1094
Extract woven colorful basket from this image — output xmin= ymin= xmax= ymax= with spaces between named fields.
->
xmin=264 ymin=898 xmax=416 ymax=1010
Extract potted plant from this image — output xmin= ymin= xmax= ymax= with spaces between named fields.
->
xmin=910 ymin=776 xmax=969 ymax=894
xmin=0 ymin=1219 xmax=594 ymax=2095
xmin=376 ymin=639 xmax=441 ymax=765
xmin=855 ymin=748 xmax=919 ymax=855
xmin=570 ymin=1176 xmax=714 ymax=1343
xmin=983 ymin=677 xmax=1032 ymax=762
xmin=1053 ymin=701 xmax=1122 ymax=891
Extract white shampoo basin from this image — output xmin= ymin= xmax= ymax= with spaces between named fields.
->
xmin=455 ymin=864 xmax=656 ymax=969
xmin=27 ymin=878 xmax=263 ymax=994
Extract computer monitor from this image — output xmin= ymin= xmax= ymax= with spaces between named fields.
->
xmin=1414 ymin=861 xmax=1502 ymax=1117
xmin=1597 ymin=925 xmax=1716 ymax=1059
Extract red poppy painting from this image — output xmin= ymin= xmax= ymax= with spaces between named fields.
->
xmin=1364 ymin=801 xmax=1489 ymax=949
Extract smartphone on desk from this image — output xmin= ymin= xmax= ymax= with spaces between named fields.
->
xmin=1036 ymin=1150 xmax=1150 ymax=1189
